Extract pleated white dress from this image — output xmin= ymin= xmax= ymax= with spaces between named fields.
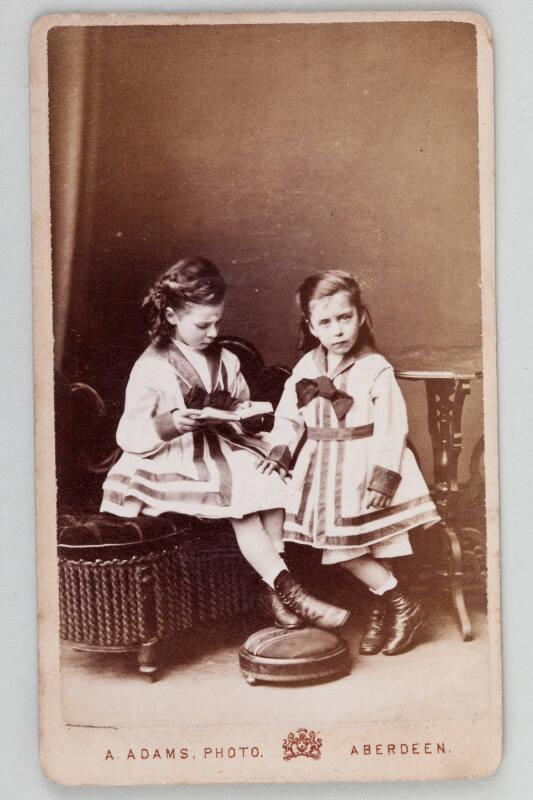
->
xmin=266 ymin=345 xmax=440 ymax=563
xmin=101 ymin=341 xmax=287 ymax=519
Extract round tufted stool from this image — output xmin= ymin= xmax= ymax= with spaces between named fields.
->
xmin=239 ymin=626 xmax=351 ymax=685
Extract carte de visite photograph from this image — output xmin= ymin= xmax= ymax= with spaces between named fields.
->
xmin=31 ymin=10 xmax=500 ymax=785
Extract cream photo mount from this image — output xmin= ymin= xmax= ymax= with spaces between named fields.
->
xmin=31 ymin=10 xmax=499 ymax=785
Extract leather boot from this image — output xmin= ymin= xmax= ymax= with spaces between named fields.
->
xmin=382 ymin=587 xmax=425 ymax=656
xmin=258 ymin=585 xmax=305 ymax=629
xmin=359 ymin=595 xmax=388 ymax=655
xmin=273 ymin=570 xmax=350 ymax=630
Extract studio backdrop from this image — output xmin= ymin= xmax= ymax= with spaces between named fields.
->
xmin=48 ymin=21 xmax=483 ymax=478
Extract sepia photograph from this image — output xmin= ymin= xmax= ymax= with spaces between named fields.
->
xmin=31 ymin=10 xmax=499 ymax=785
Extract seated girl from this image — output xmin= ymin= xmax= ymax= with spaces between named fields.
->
xmin=101 ymin=257 xmax=349 ymax=631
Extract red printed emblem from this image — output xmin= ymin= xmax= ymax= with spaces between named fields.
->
xmin=282 ymin=728 xmax=323 ymax=760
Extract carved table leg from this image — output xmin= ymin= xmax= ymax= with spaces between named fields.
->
xmin=444 ymin=525 xmax=473 ymax=642
xmin=425 ymin=378 xmax=474 ymax=641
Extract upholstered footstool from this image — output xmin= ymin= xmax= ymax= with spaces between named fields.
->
xmin=239 ymin=626 xmax=351 ymax=685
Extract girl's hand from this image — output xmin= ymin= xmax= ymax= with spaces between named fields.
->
xmin=365 ymin=489 xmax=392 ymax=510
xmin=171 ymin=408 xmax=204 ymax=434
xmin=256 ymin=458 xmax=287 ymax=479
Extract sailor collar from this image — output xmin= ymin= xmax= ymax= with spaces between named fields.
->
xmin=312 ymin=342 xmax=377 ymax=381
xmin=166 ymin=340 xmax=223 ymax=393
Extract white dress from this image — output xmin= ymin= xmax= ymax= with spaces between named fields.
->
xmin=101 ymin=341 xmax=287 ymax=519
xmin=266 ymin=345 xmax=440 ymax=563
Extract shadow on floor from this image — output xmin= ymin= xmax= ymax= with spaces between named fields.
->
xmin=60 ymin=595 xmax=490 ymax=730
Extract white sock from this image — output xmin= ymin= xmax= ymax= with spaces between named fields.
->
xmin=370 ymin=572 xmax=398 ymax=596
xmin=262 ymin=566 xmax=285 ymax=589
xmin=232 ymin=517 xmax=287 ymax=588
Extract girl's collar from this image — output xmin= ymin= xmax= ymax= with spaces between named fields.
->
xmin=313 ymin=342 xmax=378 ymax=379
xmin=167 ymin=340 xmax=223 ymax=392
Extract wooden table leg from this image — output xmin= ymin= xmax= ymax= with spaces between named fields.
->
xmin=425 ymin=378 xmax=474 ymax=641
xmin=444 ymin=524 xmax=473 ymax=641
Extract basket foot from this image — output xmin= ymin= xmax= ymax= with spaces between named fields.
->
xmin=137 ymin=637 xmax=161 ymax=679
xmin=139 ymin=665 xmax=160 ymax=683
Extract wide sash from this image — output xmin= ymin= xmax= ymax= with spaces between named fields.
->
xmin=306 ymin=423 xmax=374 ymax=442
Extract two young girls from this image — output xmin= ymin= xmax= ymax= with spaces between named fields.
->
xmin=102 ymin=258 xmax=439 ymax=656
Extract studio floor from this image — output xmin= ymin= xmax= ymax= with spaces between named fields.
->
xmin=61 ymin=600 xmax=491 ymax=729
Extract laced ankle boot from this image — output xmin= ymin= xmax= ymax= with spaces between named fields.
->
xmin=258 ymin=585 xmax=305 ymax=629
xmin=382 ymin=587 xmax=425 ymax=656
xmin=273 ymin=570 xmax=350 ymax=630
xmin=359 ymin=595 xmax=388 ymax=655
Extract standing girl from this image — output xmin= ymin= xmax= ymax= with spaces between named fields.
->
xmin=260 ymin=270 xmax=440 ymax=655
xmin=101 ymin=257 xmax=348 ymax=631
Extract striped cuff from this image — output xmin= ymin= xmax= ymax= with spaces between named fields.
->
xmin=153 ymin=410 xmax=180 ymax=442
xmin=368 ymin=465 xmax=401 ymax=497
xmin=268 ymin=445 xmax=292 ymax=472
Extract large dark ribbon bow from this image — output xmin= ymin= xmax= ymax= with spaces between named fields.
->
xmin=184 ymin=386 xmax=239 ymax=411
xmin=295 ymin=376 xmax=354 ymax=420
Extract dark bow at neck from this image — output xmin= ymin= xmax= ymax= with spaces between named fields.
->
xmin=295 ymin=376 xmax=353 ymax=420
xmin=184 ymin=386 xmax=238 ymax=411
xmin=295 ymin=342 xmax=377 ymax=419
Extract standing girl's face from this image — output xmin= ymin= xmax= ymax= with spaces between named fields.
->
xmin=165 ymin=302 xmax=225 ymax=351
xmin=307 ymin=290 xmax=365 ymax=356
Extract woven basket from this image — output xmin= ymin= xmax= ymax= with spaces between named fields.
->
xmin=58 ymin=516 xmax=260 ymax=650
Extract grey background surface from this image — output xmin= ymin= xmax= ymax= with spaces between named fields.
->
xmin=49 ymin=20 xmax=481 ymax=370
xmin=1 ymin=0 xmax=531 ymax=798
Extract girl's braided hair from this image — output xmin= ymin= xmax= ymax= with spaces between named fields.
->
xmin=143 ymin=257 xmax=226 ymax=347
xmin=296 ymin=269 xmax=376 ymax=353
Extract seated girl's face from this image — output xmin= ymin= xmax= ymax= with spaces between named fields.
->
xmin=308 ymin=290 xmax=364 ymax=356
xmin=165 ymin=302 xmax=225 ymax=351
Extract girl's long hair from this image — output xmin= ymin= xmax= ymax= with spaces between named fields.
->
xmin=296 ymin=270 xmax=376 ymax=354
xmin=143 ymin=257 xmax=226 ymax=348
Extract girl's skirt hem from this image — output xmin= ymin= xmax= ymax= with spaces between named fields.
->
xmin=100 ymin=493 xmax=286 ymax=520
xmin=282 ymin=512 xmax=441 ymax=560
xmin=101 ymin=445 xmax=288 ymax=520
xmin=320 ymin=532 xmax=413 ymax=564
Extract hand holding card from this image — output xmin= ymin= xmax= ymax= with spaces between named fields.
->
xmin=197 ymin=401 xmax=273 ymax=424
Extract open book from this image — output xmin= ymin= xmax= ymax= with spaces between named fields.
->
xmin=197 ymin=401 xmax=273 ymax=423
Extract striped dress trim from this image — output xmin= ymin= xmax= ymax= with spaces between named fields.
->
xmin=108 ymin=469 xmax=195 ymax=485
xmin=315 ymin=397 xmax=331 ymax=542
xmin=103 ymin=437 xmax=233 ymax=509
xmin=335 ymin=493 xmax=434 ymax=527
xmin=193 ymin=430 xmax=210 ymax=481
xmin=282 ymin=357 xmax=439 ymax=547
xmin=283 ymin=509 xmax=440 ymax=549
xmin=285 ymin=494 xmax=434 ymax=539
xmin=294 ymin=400 xmax=318 ymax=526
xmin=102 ymin=347 xmax=240 ymax=511
xmin=103 ymin=486 xmax=230 ymax=508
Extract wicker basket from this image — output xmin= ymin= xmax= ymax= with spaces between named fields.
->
xmin=58 ymin=545 xmax=193 ymax=647
xmin=57 ymin=516 xmax=261 ymax=677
